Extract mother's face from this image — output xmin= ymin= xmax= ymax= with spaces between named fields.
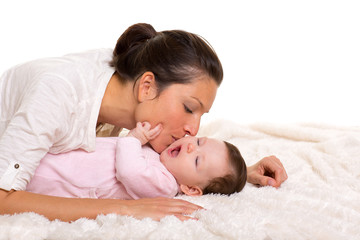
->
xmin=135 ymin=75 xmax=218 ymax=153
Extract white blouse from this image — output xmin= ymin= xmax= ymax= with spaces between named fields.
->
xmin=0 ymin=48 xmax=115 ymax=191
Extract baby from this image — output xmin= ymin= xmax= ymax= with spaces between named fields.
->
xmin=26 ymin=122 xmax=247 ymax=199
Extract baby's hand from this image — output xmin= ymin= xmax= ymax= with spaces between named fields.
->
xmin=127 ymin=122 xmax=162 ymax=145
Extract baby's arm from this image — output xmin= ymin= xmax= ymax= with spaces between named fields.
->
xmin=127 ymin=122 xmax=162 ymax=145
xmin=116 ymin=123 xmax=178 ymax=199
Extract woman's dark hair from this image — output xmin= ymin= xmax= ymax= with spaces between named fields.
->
xmin=203 ymin=141 xmax=247 ymax=196
xmin=110 ymin=23 xmax=223 ymax=93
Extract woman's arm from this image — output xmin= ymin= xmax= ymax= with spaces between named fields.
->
xmin=246 ymin=155 xmax=288 ymax=188
xmin=0 ymin=189 xmax=202 ymax=222
xmin=0 ymin=75 xmax=80 ymax=191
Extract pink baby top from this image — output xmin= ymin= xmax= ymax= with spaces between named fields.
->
xmin=26 ymin=137 xmax=179 ymax=199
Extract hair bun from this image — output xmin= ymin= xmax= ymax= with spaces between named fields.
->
xmin=113 ymin=23 xmax=157 ymax=58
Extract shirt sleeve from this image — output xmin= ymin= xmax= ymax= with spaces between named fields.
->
xmin=115 ymin=137 xmax=178 ymax=199
xmin=0 ymin=76 xmax=74 ymax=191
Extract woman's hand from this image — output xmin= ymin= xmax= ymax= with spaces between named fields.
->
xmin=0 ymin=190 xmax=203 ymax=222
xmin=127 ymin=122 xmax=162 ymax=145
xmin=246 ymin=155 xmax=288 ymax=188
xmin=117 ymin=197 xmax=203 ymax=221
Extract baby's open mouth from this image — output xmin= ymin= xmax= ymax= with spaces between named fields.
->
xmin=170 ymin=146 xmax=181 ymax=157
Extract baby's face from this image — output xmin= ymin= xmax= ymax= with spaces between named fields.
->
xmin=160 ymin=136 xmax=230 ymax=189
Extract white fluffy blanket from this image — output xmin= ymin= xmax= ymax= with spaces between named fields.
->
xmin=1 ymin=120 xmax=359 ymax=240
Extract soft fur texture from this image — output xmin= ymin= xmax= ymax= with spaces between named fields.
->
xmin=1 ymin=120 xmax=359 ymax=240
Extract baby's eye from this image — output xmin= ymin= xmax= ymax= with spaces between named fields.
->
xmin=197 ymin=139 xmax=200 ymax=146
xmin=195 ymin=156 xmax=199 ymax=166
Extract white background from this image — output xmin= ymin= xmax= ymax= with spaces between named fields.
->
xmin=1 ymin=0 xmax=359 ymax=126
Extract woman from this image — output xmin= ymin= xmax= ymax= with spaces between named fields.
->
xmin=0 ymin=23 xmax=287 ymax=222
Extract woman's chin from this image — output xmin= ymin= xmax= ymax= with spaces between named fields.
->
xmin=148 ymin=139 xmax=167 ymax=153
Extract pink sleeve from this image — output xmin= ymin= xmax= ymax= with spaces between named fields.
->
xmin=115 ymin=137 xmax=178 ymax=199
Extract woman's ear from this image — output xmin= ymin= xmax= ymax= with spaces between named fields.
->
xmin=137 ymin=72 xmax=158 ymax=102
xmin=180 ymin=184 xmax=203 ymax=196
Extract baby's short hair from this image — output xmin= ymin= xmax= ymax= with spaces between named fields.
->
xmin=202 ymin=141 xmax=247 ymax=195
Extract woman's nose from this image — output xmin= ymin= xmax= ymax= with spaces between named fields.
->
xmin=184 ymin=116 xmax=201 ymax=136
xmin=187 ymin=143 xmax=195 ymax=153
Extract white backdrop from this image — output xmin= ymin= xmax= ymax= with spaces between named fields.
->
xmin=1 ymin=0 xmax=359 ymax=126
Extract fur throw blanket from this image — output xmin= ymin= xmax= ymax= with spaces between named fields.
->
xmin=1 ymin=120 xmax=359 ymax=240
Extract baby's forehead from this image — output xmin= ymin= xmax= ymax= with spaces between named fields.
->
xmin=201 ymin=136 xmax=223 ymax=144
xmin=206 ymin=142 xmax=230 ymax=168
xmin=207 ymin=138 xmax=227 ymax=152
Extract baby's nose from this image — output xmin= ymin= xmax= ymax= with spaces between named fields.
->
xmin=187 ymin=143 xmax=194 ymax=153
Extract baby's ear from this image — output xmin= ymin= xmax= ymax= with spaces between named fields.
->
xmin=180 ymin=184 xmax=203 ymax=196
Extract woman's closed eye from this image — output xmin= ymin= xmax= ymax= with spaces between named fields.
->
xmin=184 ymin=104 xmax=193 ymax=114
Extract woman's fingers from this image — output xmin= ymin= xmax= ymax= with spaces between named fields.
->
xmin=174 ymin=214 xmax=198 ymax=221
xmin=120 ymin=197 xmax=203 ymax=221
xmin=264 ymin=156 xmax=288 ymax=186
xmin=247 ymin=155 xmax=288 ymax=188
xmin=151 ymin=197 xmax=203 ymax=214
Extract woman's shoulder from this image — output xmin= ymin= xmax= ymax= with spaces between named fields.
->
xmin=1 ymin=49 xmax=113 ymax=88
xmin=42 ymin=48 xmax=113 ymax=76
xmin=63 ymin=48 xmax=113 ymax=65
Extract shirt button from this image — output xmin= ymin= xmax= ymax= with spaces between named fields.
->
xmin=14 ymin=164 xmax=20 ymax=169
